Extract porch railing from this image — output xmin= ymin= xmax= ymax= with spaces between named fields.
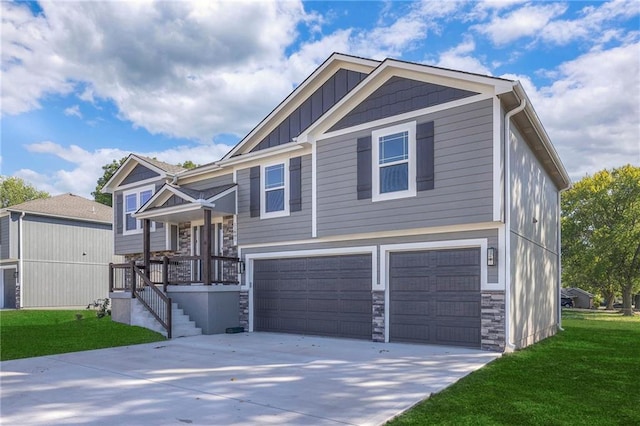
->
xmin=149 ymin=255 xmax=240 ymax=289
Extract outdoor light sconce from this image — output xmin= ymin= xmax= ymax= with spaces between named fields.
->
xmin=238 ymin=261 xmax=246 ymax=274
xmin=487 ymin=247 xmax=496 ymax=266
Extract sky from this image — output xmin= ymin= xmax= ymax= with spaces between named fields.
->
xmin=1 ymin=0 xmax=639 ymax=198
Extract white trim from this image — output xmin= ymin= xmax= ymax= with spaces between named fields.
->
xmin=311 ymin=137 xmax=318 ymax=238
xmin=243 ymin=245 xmax=378 ymax=332
xmin=109 ymin=177 xmax=165 ymax=193
xmin=380 ymin=238 xmax=489 ymax=343
xmin=372 ymin=121 xmax=417 ymax=202
xmin=134 ymin=200 xmax=216 ymax=220
xmin=497 ymin=223 xmax=506 ymax=290
xmin=104 ymin=154 xmax=174 ymax=192
xmin=122 ymin=184 xmax=156 ymax=235
xmin=239 ymin=221 xmax=502 ymax=250
xmin=317 ymin=93 xmax=491 ymax=142
xmin=220 ymin=143 xmax=308 ymax=168
xmin=260 ymin=161 xmax=290 ymax=219
xmin=493 ymin=96 xmax=503 ymax=222
xmin=4 ymin=210 xmax=112 ymax=225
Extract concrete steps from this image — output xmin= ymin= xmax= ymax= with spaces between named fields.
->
xmin=130 ymin=299 xmax=202 ymax=338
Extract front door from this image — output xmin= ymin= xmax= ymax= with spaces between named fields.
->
xmin=192 ymin=223 xmax=223 ymax=282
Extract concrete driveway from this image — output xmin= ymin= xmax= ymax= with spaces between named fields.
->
xmin=1 ymin=333 xmax=500 ymax=425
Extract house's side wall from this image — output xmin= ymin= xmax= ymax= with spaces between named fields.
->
xmin=317 ymin=99 xmax=494 ymax=237
xmin=509 ymin=124 xmax=560 ymax=348
xmin=236 ymin=154 xmax=312 ymax=244
xmin=21 ymin=215 xmax=120 ymax=308
xmin=114 ymin=182 xmax=167 ymax=255
xmin=0 ymin=215 xmax=11 ymax=259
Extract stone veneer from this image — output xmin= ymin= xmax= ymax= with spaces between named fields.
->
xmin=239 ymin=290 xmax=249 ymax=331
xmin=372 ymin=291 xmax=385 ymax=342
xmin=481 ymin=291 xmax=505 ymax=351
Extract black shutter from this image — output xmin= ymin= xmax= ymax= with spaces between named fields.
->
xmin=115 ymin=193 xmax=123 ymax=234
xmin=289 ymin=157 xmax=302 ymax=212
xmin=357 ymin=136 xmax=372 ymax=199
xmin=416 ymin=121 xmax=435 ymax=191
xmin=249 ymin=166 xmax=260 ymax=217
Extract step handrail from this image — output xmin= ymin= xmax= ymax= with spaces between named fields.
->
xmin=132 ymin=264 xmax=172 ymax=339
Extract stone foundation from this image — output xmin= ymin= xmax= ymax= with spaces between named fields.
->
xmin=372 ymin=291 xmax=385 ymax=342
xmin=481 ymin=291 xmax=505 ymax=352
xmin=239 ymin=290 xmax=249 ymax=331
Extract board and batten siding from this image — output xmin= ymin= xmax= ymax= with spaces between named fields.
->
xmin=237 ymin=155 xmax=312 ymax=245
xmin=509 ymin=122 xmax=560 ymax=348
xmin=316 ymin=99 xmax=495 ymax=237
xmin=114 ymin=183 xmax=167 ymax=255
xmin=241 ymin=228 xmax=500 ymax=284
xmin=21 ymin=215 xmax=121 ymax=308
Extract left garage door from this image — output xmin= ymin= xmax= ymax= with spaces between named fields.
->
xmin=253 ymin=254 xmax=372 ymax=340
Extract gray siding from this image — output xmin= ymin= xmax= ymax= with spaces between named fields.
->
xmin=241 ymin=228 xmax=499 ymax=284
xmin=330 ymin=76 xmax=479 ymax=132
xmin=249 ymin=68 xmax=368 ymax=153
xmin=213 ymin=191 xmax=236 ymax=215
xmin=182 ymin=174 xmax=234 ymax=191
xmin=114 ymin=183 xmax=167 ymax=255
xmin=509 ymin=122 xmax=560 ymax=348
xmin=121 ymin=164 xmax=160 ymax=185
xmin=237 ymin=155 xmax=312 ymax=245
xmin=317 ymin=99 xmax=494 ymax=237
xmin=0 ymin=215 xmax=10 ymax=259
xmin=21 ymin=215 xmax=120 ymax=308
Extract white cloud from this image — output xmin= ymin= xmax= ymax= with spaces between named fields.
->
xmin=431 ymin=37 xmax=493 ymax=75
xmin=507 ymin=42 xmax=640 ymax=179
xmin=63 ymin=105 xmax=82 ymax=118
xmin=18 ymin=141 xmax=232 ymax=198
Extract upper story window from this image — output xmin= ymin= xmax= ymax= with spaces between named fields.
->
xmin=261 ymin=162 xmax=289 ymax=218
xmin=372 ymin=122 xmax=417 ymax=202
xmin=123 ymin=185 xmax=155 ymax=235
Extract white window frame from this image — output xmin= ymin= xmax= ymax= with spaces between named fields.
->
xmin=372 ymin=121 xmax=417 ymax=202
xmin=122 ymin=184 xmax=156 ymax=235
xmin=260 ymin=161 xmax=289 ymax=219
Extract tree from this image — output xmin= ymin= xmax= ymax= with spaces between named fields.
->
xmin=92 ymin=157 xmax=127 ymax=207
xmin=0 ymin=176 xmax=50 ymax=208
xmin=178 ymin=160 xmax=197 ymax=170
xmin=561 ymin=165 xmax=640 ymax=316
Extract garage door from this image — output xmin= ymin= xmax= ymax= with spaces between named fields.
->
xmin=389 ymin=248 xmax=481 ymax=348
xmin=253 ymin=254 xmax=372 ymax=339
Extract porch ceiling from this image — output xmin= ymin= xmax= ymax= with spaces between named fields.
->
xmin=134 ymin=202 xmax=232 ymax=223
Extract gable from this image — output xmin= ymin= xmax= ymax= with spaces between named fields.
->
xmin=121 ymin=164 xmax=161 ymax=185
xmin=246 ymin=68 xmax=368 ymax=155
xmin=328 ymin=76 xmax=479 ymax=132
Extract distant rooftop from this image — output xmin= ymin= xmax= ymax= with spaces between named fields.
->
xmin=5 ymin=193 xmax=113 ymax=223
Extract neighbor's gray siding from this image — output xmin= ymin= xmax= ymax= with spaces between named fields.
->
xmin=509 ymin=123 xmax=560 ymax=348
xmin=121 ymin=164 xmax=160 ymax=185
xmin=182 ymin=174 xmax=234 ymax=192
xmin=241 ymin=228 xmax=500 ymax=285
xmin=21 ymin=215 xmax=121 ymax=308
xmin=317 ymin=99 xmax=494 ymax=237
xmin=114 ymin=184 xmax=167 ymax=255
xmin=0 ymin=215 xmax=10 ymax=259
xmin=237 ymin=155 xmax=312 ymax=245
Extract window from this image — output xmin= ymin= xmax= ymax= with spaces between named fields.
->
xmin=261 ymin=162 xmax=289 ymax=218
xmin=372 ymin=122 xmax=416 ymax=201
xmin=122 ymin=185 xmax=155 ymax=235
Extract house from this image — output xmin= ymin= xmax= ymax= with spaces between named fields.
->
xmin=105 ymin=53 xmax=570 ymax=351
xmin=0 ymin=194 xmax=121 ymax=308
xmin=565 ymin=287 xmax=594 ymax=309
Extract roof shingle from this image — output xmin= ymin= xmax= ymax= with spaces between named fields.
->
xmin=5 ymin=193 xmax=113 ymax=223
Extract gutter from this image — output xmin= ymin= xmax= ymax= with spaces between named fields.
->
xmin=18 ymin=212 xmax=25 ymax=309
xmin=503 ymin=94 xmax=527 ymax=352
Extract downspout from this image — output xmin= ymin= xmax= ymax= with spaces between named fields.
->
xmin=18 ymin=212 xmax=25 ymax=309
xmin=504 ymin=95 xmax=526 ymax=351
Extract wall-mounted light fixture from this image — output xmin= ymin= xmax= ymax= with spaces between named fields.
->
xmin=14 ymin=271 xmax=19 ymax=279
xmin=487 ymin=247 xmax=496 ymax=266
xmin=238 ymin=261 xmax=246 ymax=274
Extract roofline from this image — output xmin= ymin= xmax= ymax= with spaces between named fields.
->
xmin=2 ymin=209 xmax=112 ymax=225
xmin=220 ymin=52 xmax=379 ymax=161
xmin=512 ymin=82 xmax=571 ymax=190
xmin=103 ymin=154 xmax=179 ymax=193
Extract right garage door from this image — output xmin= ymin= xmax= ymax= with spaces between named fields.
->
xmin=389 ymin=248 xmax=481 ymax=348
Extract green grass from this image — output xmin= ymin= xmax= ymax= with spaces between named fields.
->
xmin=0 ymin=310 xmax=165 ymax=361
xmin=389 ymin=310 xmax=640 ymax=426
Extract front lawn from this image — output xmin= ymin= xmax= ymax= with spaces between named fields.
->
xmin=0 ymin=310 xmax=165 ymax=361
xmin=388 ymin=310 xmax=640 ymax=425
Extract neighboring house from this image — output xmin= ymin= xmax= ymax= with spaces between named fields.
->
xmin=105 ymin=53 xmax=570 ymax=351
xmin=565 ymin=287 xmax=594 ymax=309
xmin=0 ymin=194 xmax=121 ymax=308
